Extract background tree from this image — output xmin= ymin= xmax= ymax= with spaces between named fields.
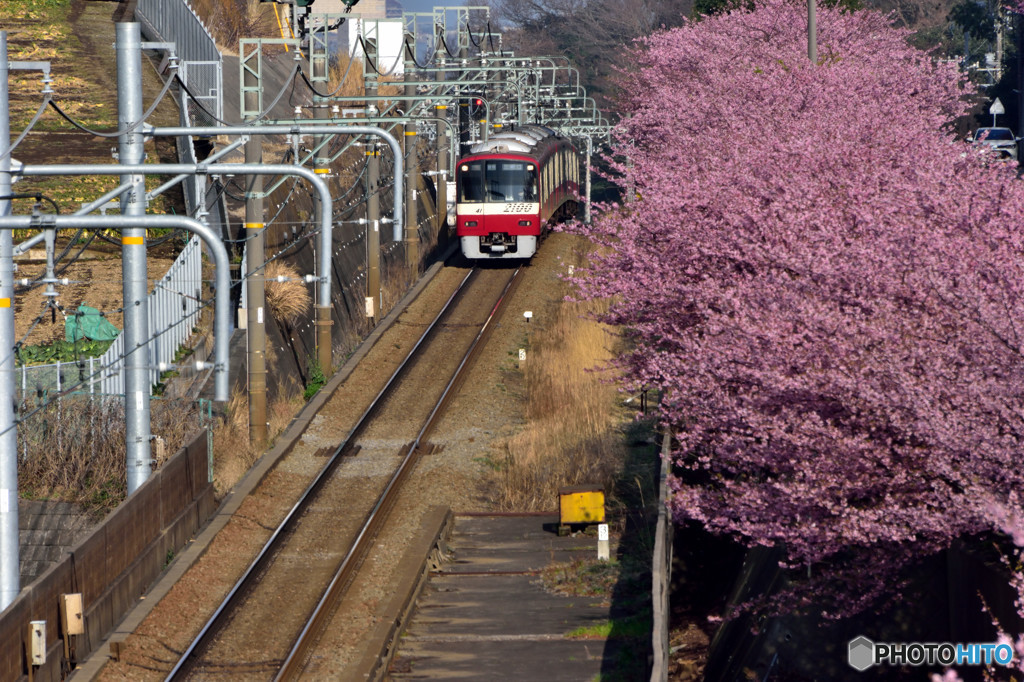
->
xmin=570 ymin=0 xmax=1024 ymax=617
xmin=490 ymin=0 xmax=693 ymax=106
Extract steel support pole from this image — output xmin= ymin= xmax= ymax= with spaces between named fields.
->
xmin=436 ymin=104 xmax=450 ymax=233
xmin=808 ymin=0 xmax=817 ymax=64
xmin=244 ymin=66 xmax=267 ymax=446
xmin=0 ymin=30 xmax=19 ymax=611
xmin=366 ymin=39 xmax=381 ymax=322
xmin=585 ymin=136 xmax=593 ymax=225
xmin=404 ymin=76 xmax=419 ymax=270
xmin=458 ymin=47 xmax=471 ymax=153
xmin=116 ymin=22 xmax=152 ymax=494
xmin=313 ymin=97 xmax=332 ymax=372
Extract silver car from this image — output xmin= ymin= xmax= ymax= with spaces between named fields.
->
xmin=970 ymin=127 xmax=1019 ymax=160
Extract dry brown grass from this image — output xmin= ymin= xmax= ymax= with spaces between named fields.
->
xmin=188 ymin=0 xmax=278 ymax=54
xmin=264 ymin=260 xmax=312 ymax=325
xmin=328 ymin=53 xmax=365 ymax=98
xmin=18 ymin=396 xmax=202 ymax=515
xmin=491 ymin=284 xmax=626 ymax=512
xmin=211 ymin=381 xmax=303 ymax=495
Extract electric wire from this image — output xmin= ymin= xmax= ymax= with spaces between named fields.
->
xmin=356 ymin=34 xmax=406 ymax=77
xmin=404 ymin=38 xmax=434 ymax=71
xmin=0 ymin=95 xmax=51 ymax=162
xmin=47 ymin=71 xmax=177 ymax=138
xmin=487 ymin=22 xmax=498 ymax=53
xmin=467 ymin=24 xmax=483 ymax=49
xmin=440 ymin=32 xmax=460 ymax=59
xmin=295 ymin=47 xmax=359 ymax=99
xmin=174 ymin=63 xmax=301 ymax=126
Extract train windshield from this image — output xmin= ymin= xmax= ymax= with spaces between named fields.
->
xmin=459 ymin=160 xmax=537 ymax=203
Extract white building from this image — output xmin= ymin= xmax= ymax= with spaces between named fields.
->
xmin=337 ymin=17 xmax=405 ymax=77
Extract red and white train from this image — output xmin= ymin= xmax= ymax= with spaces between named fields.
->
xmin=455 ymin=125 xmax=580 ymax=259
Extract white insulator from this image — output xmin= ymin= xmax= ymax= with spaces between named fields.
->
xmin=195 ymin=361 xmax=206 ymax=371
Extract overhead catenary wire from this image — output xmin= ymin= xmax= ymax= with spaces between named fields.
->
xmin=296 ymin=49 xmax=360 ymax=99
xmin=174 ymin=64 xmax=301 ymax=126
xmin=0 ymin=94 xmax=51 ymax=162
xmin=46 ymin=70 xmax=177 ymax=138
xmin=356 ymin=34 xmax=406 ymax=77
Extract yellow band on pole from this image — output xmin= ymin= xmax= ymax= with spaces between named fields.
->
xmin=245 ymin=222 xmax=265 ymax=230
xmin=122 ymin=236 xmax=144 ymax=245
xmin=436 ymin=105 xmax=448 ymax=110
xmin=405 ymin=131 xmax=417 ymax=136
xmin=0 ymin=299 xmax=10 ymax=308
xmin=314 ymin=168 xmax=330 ymax=174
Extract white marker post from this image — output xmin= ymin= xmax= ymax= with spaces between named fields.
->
xmin=597 ymin=523 xmax=610 ymax=560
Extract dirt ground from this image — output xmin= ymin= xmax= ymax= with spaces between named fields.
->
xmin=13 ymin=242 xmax=178 ymax=348
xmin=2 ymin=0 xmax=187 ymax=349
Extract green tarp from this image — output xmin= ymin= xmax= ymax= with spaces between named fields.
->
xmin=65 ymin=305 xmax=120 ymax=342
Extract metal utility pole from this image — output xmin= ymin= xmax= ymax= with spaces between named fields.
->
xmin=312 ymin=93 xmax=333 ymax=373
xmin=435 ymin=104 xmax=449 ymax=236
xmin=584 ymin=136 xmax=593 ymax=225
xmin=458 ymin=47 xmax=471 ymax=153
xmin=0 ymin=30 xmax=19 ymax=611
xmin=1018 ymin=14 xmax=1024 ymax=136
xmin=116 ymin=22 xmax=153 ymax=494
xmin=436 ymin=23 xmax=451 ymax=238
xmin=365 ymin=38 xmax=381 ymax=322
xmin=244 ymin=52 xmax=268 ymax=446
xmin=808 ymin=0 xmax=817 ymax=64
xmin=404 ymin=64 xmax=419 ymax=270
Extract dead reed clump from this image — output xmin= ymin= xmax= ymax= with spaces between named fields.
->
xmin=264 ymin=260 xmax=312 ymax=325
xmin=491 ymin=296 xmax=626 ymax=511
xmin=211 ymin=389 xmax=259 ymax=495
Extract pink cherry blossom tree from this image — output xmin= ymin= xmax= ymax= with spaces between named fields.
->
xmin=570 ymin=0 xmax=1024 ymax=616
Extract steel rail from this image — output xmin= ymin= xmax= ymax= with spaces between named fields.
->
xmin=166 ymin=265 xmax=485 ymax=680
xmin=277 ymin=265 xmax=523 ymax=680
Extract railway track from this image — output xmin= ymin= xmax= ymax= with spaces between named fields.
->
xmin=165 ymin=263 xmax=523 ymax=680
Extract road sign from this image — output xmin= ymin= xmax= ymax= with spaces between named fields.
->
xmin=991 ymin=98 xmax=1006 ymax=115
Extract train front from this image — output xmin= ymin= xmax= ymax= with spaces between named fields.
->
xmin=456 ymin=156 xmax=540 ymax=259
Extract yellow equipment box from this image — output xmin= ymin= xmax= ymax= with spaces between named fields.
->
xmin=558 ymin=486 xmax=605 ymax=526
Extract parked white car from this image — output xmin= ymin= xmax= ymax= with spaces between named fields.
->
xmin=969 ymin=127 xmax=1019 ymax=160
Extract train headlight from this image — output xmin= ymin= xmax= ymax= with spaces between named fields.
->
xmin=518 ymin=220 xmax=532 ymax=226
xmin=465 ymin=220 xmax=478 ymax=227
